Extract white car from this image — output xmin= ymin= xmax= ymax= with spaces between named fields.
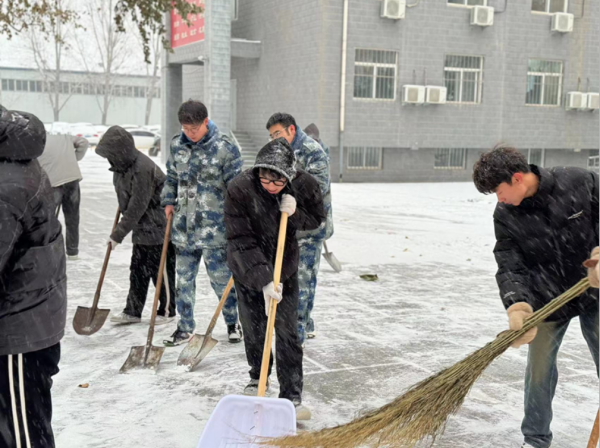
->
xmin=70 ymin=123 xmax=101 ymax=146
xmin=47 ymin=122 xmax=73 ymax=135
xmin=126 ymin=128 xmax=157 ymax=151
xmin=120 ymin=124 xmax=140 ymax=130
xmin=94 ymin=125 xmax=109 ymax=138
xmin=144 ymin=124 xmax=161 ymax=134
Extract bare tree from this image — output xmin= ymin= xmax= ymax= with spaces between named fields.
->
xmin=133 ymin=26 xmax=161 ymax=125
xmin=76 ymin=0 xmax=129 ymax=125
xmin=28 ymin=0 xmax=76 ymax=121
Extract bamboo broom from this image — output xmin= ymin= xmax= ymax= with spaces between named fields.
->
xmin=267 ymin=278 xmax=591 ymax=448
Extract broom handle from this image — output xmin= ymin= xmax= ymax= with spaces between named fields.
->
xmin=588 ymin=410 xmax=599 ymax=448
xmin=257 ymin=212 xmax=288 ymax=397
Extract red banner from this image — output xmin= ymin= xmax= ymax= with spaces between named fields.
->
xmin=171 ymin=0 xmax=205 ymax=48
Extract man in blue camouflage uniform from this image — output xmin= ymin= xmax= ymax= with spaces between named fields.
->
xmin=266 ymin=113 xmax=333 ymax=345
xmin=161 ymin=100 xmax=244 ymax=346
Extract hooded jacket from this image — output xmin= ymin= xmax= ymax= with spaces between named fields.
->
xmin=494 ymin=165 xmax=599 ymax=322
xmin=96 ymin=126 xmax=167 ymax=245
xmin=38 ymin=133 xmax=89 ymax=187
xmin=0 ymin=109 xmax=67 ymax=356
xmin=225 ymin=139 xmax=326 ymax=291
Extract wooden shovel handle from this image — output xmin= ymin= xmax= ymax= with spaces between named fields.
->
xmin=258 ymin=212 xmax=288 ymax=397
xmin=90 ymin=208 xmax=121 ymax=314
xmin=145 ymin=214 xmax=173 ymax=348
xmin=203 ymin=276 xmax=235 ymax=339
xmin=588 ymin=409 xmax=599 ymax=448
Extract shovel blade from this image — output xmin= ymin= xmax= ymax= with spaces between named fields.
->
xmin=72 ymin=306 xmax=111 ymax=336
xmin=120 ymin=345 xmax=165 ymax=373
xmin=323 ymin=252 xmax=342 ymax=273
xmin=177 ymin=334 xmax=218 ymax=371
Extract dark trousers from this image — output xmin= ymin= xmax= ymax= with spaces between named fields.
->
xmin=0 ymin=343 xmax=61 ymax=448
xmin=124 ymin=243 xmax=177 ymax=318
xmin=236 ymin=273 xmax=303 ymax=402
xmin=53 ymin=181 xmax=80 ymax=256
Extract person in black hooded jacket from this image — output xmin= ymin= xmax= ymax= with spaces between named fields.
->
xmin=0 ymin=108 xmax=67 ymax=448
xmin=473 ymin=144 xmax=599 ymax=448
xmin=95 ymin=126 xmax=176 ymax=325
xmin=224 ymin=138 xmax=325 ymax=420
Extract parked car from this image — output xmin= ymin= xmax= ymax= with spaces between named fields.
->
xmin=148 ymin=135 xmax=161 ymax=157
xmin=144 ymin=124 xmax=161 ymax=134
xmin=126 ymin=128 xmax=157 ymax=151
xmin=70 ymin=123 xmax=100 ymax=146
xmin=94 ymin=124 xmax=109 ymax=137
xmin=47 ymin=122 xmax=72 ymax=135
xmin=120 ymin=124 xmax=139 ymax=130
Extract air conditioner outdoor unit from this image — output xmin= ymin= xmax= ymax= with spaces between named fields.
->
xmin=425 ymin=86 xmax=447 ymax=105
xmin=551 ymin=13 xmax=574 ymax=33
xmin=403 ymin=85 xmax=425 ymax=104
xmin=381 ymin=0 xmax=406 ymax=20
xmin=470 ymin=6 xmax=494 ymax=27
xmin=566 ymin=92 xmax=587 ymax=110
xmin=588 ymin=93 xmax=600 ymax=111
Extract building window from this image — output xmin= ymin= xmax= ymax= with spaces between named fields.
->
xmin=15 ymin=80 xmax=28 ymax=91
xmin=525 ymin=148 xmax=545 ymax=166
xmin=434 ymin=148 xmax=467 ymax=169
xmin=444 ymin=55 xmax=483 ymax=104
xmin=448 ymin=0 xmax=486 ymax=6
xmin=1 ymin=79 xmax=14 ymax=91
xmin=589 ymin=156 xmax=599 ymax=171
xmin=532 ymin=0 xmax=568 ymax=13
xmin=353 ymin=49 xmax=398 ymax=100
xmin=347 ymin=147 xmax=383 ymax=170
xmin=526 ymin=59 xmax=563 ymax=106
xmin=231 ymin=0 xmax=238 ymax=20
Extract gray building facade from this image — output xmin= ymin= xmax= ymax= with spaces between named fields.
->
xmin=162 ymin=0 xmax=599 ymax=182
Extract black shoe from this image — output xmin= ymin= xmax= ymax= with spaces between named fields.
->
xmin=227 ymin=323 xmax=243 ymax=343
xmin=243 ymin=378 xmax=270 ymax=396
xmin=163 ymin=329 xmax=191 ymax=347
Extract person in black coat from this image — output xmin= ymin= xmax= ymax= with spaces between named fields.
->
xmin=0 ymin=108 xmax=67 ymax=448
xmin=96 ymin=126 xmax=176 ymax=325
xmin=473 ymin=144 xmax=599 ymax=448
xmin=224 ymin=138 xmax=325 ymax=420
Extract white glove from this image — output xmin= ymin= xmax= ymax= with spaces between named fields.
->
xmin=107 ymin=238 xmax=119 ymax=250
xmin=262 ymin=281 xmax=283 ymax=316
xmin=279 ymin=194 xmax=296 ymax=216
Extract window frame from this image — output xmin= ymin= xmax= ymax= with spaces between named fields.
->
xmin=525 ymin=59 xmax=563 ymax=107
xmin=447 ymin=0 xmax=487 ymax=8
xmin=353 ymin=49 xmax=398 ymax=101
xmin=531 ymin=0 xmax=568 ymax=15
xmin=434 ymin=148 xmax=467 ymax=170
xmin=588 ymin=155 xmax=599 ymax=171
xmin=525 ymin=148 xmax=545 ymax=167
xmin=347 ymin=147 xmax=383 ymax=170
xmin=444 ymin=55 xmax=484 ymax=105
xmin=231 ymin=0 xmax=238 ymax=21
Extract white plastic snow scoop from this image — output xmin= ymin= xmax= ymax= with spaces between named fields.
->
xmin=196 ymin=213 xmax=297 ymax=447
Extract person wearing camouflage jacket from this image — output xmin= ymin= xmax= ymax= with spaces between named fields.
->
xmin=161 ymin=100 xmax=244 ymax=346
xmin=266 ymin=113 xmax=333 ymax=344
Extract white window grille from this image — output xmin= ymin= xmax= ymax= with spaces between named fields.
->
xmin=434 ymin=148 xmax=467 ymax=169
xmin=526 ymin=59 xmax=563 ymax=106
xmin=588 ymin=155 xmax=599 ymax=171
xmin=532 ymin=0 xmax=568 ymax=13
xmin=448 ymin=0 xmax=486 ymax=6
xmin=444 ymin=55 xmax=483 ymax=104
xmin=347 ymin=147 xmax=383 ymax=170
xmin=526 ymin=148 xmax=545 ymax=166
xmin=353 ymin=49 xmax=398 ymax=100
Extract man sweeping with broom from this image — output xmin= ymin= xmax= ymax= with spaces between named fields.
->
xmin=473 ymin=144 xmax=599 ymax=448
xmin=224 ymin=138 xmax=326 ymax=421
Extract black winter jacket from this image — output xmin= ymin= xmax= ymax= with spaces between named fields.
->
xmin=0 ymin=109 xmax=67 ymax=356
xmin=225 ymin=170 xmax=326 ymax=291
xmin=96 ymin=126 xmax=167 ymax=245
xmin=494 ymin=165 xmax=599 ymax=322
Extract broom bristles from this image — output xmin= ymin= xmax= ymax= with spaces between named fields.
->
xmin=266 ymin=278 xmax=590 ymax=448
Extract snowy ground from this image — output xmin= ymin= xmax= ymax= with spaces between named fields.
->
xmin=52 ymin=151 xmax=598 ymax=447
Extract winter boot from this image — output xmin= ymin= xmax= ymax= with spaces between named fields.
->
xmin=243 ymin=378 xmax=270 ymax=396
xmin=154 ymin=315 xmax=175 ymax=326
xmin=67 ymin=255 xmax=79 ymax=261
xmin=292 ymin=399 xmax=312 ymax=421
xmin=110 ymin=312 xmax=141 ymax=324
xmin=306 ymin=330 xmax=316 ymax=339
xmin=227 ymin=323 xmax=243 ymax=343
xmin=521 ymin=443 xmax=542 ymax=447
xmin=163 ymin=329 xmax=192 ymax=346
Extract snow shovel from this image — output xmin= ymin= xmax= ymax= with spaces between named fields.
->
xmin=178 ymin=276 xmax=235 ymax=371
xmin=588 ymin=409 xmax=599 ymax=448
xmin=323 ymin=241 xmax=342 ymax=272
xmin=196 ymin=213 xmax=297 ymax=447
xmin=73 ymin=208 xmax=120 ymax=336
xmin=120 ymin=215 xmax=173 ymax=373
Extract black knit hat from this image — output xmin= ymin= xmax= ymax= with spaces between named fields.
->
xmin=253 ymin=138 xmax=297 ymax=183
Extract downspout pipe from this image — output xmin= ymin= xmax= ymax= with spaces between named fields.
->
xmin=339 ymin=0 xmax=349 ymax=183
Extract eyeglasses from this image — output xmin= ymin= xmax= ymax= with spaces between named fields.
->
xmin=182 ymin=124 xmax=203 ymax=134
xmin=259 ymin=177 xmax=287 ymax=187
xmin=269 ymin=126 xmax=289 ymax=141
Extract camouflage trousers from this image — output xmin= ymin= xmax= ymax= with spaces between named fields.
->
xmin=174 ymin=246 xmax=238 ymax=333
xmin=297 ymin=239 xmax=323 ymax=344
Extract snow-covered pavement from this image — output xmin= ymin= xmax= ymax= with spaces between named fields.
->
xmin=52 ymin=151 xmax=598 ymax=447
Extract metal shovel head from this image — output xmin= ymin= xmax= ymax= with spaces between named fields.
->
xmin=323 ymin=251 xmax=342 ymax=273
xmin=196 ymin=395 xmax=296 ymax=448
xmin=72 ymin=306 xmax=111 ymax=336
xmin=177 ymin=334 xmax=218 ymax=371
xmin=120 ymin=345 xmax=165 ymax=373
